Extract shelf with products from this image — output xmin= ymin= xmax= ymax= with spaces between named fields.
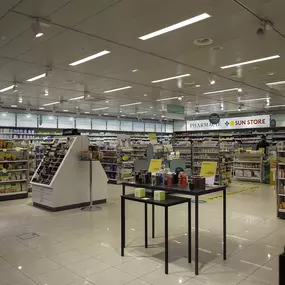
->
xmin=0 ymin=140 xmax=29 ymax=200
xmin=100 ymin=146 xmax=118 ymax=183
xmin=233 ymin=151 xmax=264 ymax=182
xmin=117 ymin=147 xmax=135 ymax=183
xmin=173 ymin=143 xmax=192 ymax=170
xmin=276 ymin=142 xmax=285 ymax=219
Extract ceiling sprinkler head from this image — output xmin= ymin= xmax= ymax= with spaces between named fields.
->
xmin=31 ymin=20 xmax=43 ymax=38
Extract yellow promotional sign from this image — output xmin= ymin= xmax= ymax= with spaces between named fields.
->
xmin=270 ymin=157 xmax=276 ymax=185
xmin=148 ymin=159 xmax=162 ymax=173
xmin=200 ymin=161 xmax=217 ymax=185
xmin=148 ymin=133 xmax=157 ymax=144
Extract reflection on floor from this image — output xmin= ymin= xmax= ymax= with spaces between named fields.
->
xmin=0 ymin=182 xmax=282 ymax=285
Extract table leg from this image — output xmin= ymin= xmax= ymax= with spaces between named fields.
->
xmin=122 ymin=184 xmax=125 ymax=196
xmin=165 ymin=206 xmax=168 ymax=274
xmin=223 ymin=188 xmax=227 ymax=260
xmin=188 ymin=200 xmax=191 ymax=263
xmin=121 ymin=196 xmax=125 ymax=256
xmin=145 ymin=203 xmax=148 ymax=248
xmin=195 ymin=196 xmax=199 ymax=275
xmin=152 ymin=204 xmax=155 ymax=238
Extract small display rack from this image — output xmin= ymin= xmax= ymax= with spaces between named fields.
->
xmin=0 ymin=140 xmax=29 ymax=200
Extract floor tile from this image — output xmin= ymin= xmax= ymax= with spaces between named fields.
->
xmin=250 ymin=256 xmax=279 ymax=285
xmin=66 ymin=257 xmax=110 ymax=277
xmin=116 ymin=258 xmax=162 ymax=277
xmin=96 ymin=250 xmax=134 ymax=266
xmin=31 ymin=267 xmax=82 ymax=285
xmin=49 ymin=249 xmax=90 ymax=266
xmin=34 ymin=240 xmax=72 ymax=257
xmin=237 ymin=277 xmax=270 ymax=285
xmin=194 ymin=265 xmax=246 ymax=285
xmin=78 ymin=242 xmax=115 ymax=257
xmin=0 ymin=266 xmax=27 ymax=284
xmin=87 ymin=267 xmax=136 ymax=285
xmin=126 ymin=279 xmax=151 ymax=285
xmin=17 ymin=257 xmax=62 ymax=277
xmin=141 ymin=268 xmax=190 ymax=285
xmin=9 ymin=278 xmax=38 ymax=285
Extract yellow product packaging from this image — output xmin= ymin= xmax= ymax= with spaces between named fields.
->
xmin=154 ymin=191 xmax=166 ymax=201
xmin=135 ymin=188 xmax=146 ymax=198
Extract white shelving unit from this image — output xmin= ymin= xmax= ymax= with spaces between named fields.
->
xmin=233 ymin=151 xmax=264 ymax=182
xmin=276 ymin=142 xmax=285 ymax=219
xmin=0 ymin=147 xmax=29 ymax=201
xmin=173 ymin=144 xmax=192 ymax=171
xmin=31 ymin=136 xmax=107 ymax=211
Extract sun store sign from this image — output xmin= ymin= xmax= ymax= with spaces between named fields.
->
xmin=186 ymin=115 xmax=270 ymax=131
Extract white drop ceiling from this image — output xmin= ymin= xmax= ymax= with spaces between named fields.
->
xmin=0 ymin=0 xmax=284 ymax=121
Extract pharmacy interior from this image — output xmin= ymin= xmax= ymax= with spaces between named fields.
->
xmin=1 ymin=111 xmax=285 ymax=218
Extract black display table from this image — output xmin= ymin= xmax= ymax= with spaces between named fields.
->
xmin=121 ymin=182 xmax=227 ymax=275
xmin=121 ymin=193 xmax=191 ymax=274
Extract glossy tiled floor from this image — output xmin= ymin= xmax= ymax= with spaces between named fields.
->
xmin=0 ymin=182 xmax=283 ymax=285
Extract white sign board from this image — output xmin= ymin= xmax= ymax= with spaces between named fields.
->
xmin=58 ymin=116 xmax=75 ymax=129
xmin=186 ymin=115 xmax=270 ymax=131
xmin=39 ymin=115 xmax=57 ymax=128
xmin=0 ymin=113 xmax=15 ymax=127
xmin=121 ymin=121 xmax=133 ymax=132
xmin=92 ymin=119 xmax=106 ymax=130
xmin=76 ymin=117 xmax=91 ymax=130
xmin=145 ymin=123 xmax=155 ymax=132
xmin=107 ymin=120 xmax=120 ymax=131
xmin=17 ymin=114 xmax=37 ymax=128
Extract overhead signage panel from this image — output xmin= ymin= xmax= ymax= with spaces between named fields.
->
xmin=186 ymin=115 xmax=270 ymax=131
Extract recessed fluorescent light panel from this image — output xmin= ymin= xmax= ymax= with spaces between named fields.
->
xmin=137 ymin=111 xmax=147 ymax=114
xmin=69 ymin=50 xmax=110 ymax=66
xmin=139 ymin=13 xmax=211 ymax=40
xmin=0 ymin=85 xmax=14 ymax=92
xmin=157 ymin=96 xmax=178 ymax=102
xmin=220 ymin=55 xmax=280 ymax=69
xmin=266 ymin=104 xmax=285 ymax=108
xmin=43 ymin=101 xmax=60 ymax=106
xmin=120 ymin=102 xmax=142 ymax=107
xmin=27 ymin=73 xmax=46 ymax=82
xmin=152 ymin=74 xmax=190 ymax=83
xmin=63 ymin=109 xmax=68 ymax=112
xmin=104 ymin=86 xmax=132 ymax=93
xmin=39 ymin=107 xmax=45 ymax=110
xmin=203 ymin=88 xmax=240 ymax=95
xmin=69 ymin=96 xmax=84 ymax=101
xmin=198 ymin=103 xmax=221 ymax=107
xmin=266 ymin=80 xmax=285 ymax=86
xmin=11 ymin=105 xmax=17 ymax=108
xmin=239 ymin=97 xmax=270 ymax=102
xmin=92 ymin=107 xmax=109 ymax=111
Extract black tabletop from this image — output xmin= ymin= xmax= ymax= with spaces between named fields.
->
xmin=122 ymin=193 xmax=191 ymax=206
xmin=122 ymin=181 xmax=226 ymax=196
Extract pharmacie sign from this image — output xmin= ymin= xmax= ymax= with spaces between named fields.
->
xmin=186 ymin=115 xmax=270 ymax=131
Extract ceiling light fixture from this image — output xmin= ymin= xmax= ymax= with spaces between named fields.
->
xmin=137 ymin=111 xmax=147 ymax=114
xmin=139 ymin=13 xmax=211 ymax=40
xmin=178 ymin=96 xmax=183 ymax=100
xmin=208 ymin=74 xmax=215 ymax=85
xmin=152 ymin=73 xmax=190 ymax=83
xmin=69 ymin=50 xmax=110 ymax=66
xmin=27 ymin=73 xmax=46 ymax=82
xmin=120 ymin=102 xmax=142 ymax=107
xmin=13 ymin=84 xmax=18 ymax=92
xmin=203 ymin=88 xmax=240 ymax=95
xmin=266 ymin=98 xmax=270 ymax=107
xmin=266 ymin=80 xmax=285 ymax=86
xmin=104 ymin=86 xmax=132 ymax=93
xmin=239 ymin=97 xmax=270 ymax=102
xmin=220 ymin=102 xmax=224 ymax=111
xmin=18 ymin=96 xmax=23 ymax=103
xmin=195 ymin=84 xmax=200 ymax=87
xmin=31 ymin=19 xmax=43 ymax=38
xmin=220 ymin=55 xmax=280 ymax=69
xmin=121 ymin=114 xmax=126 ymax=117
xmin=11 ymin=105 xmax=17 ymax=108
xmin=105 ymin=100 xmax=109 ymax=103
xmin=130 ymin=112 xmax=136 ymax=115
xmin=157 ymin=96 xmax=178 ymax=102
xmin=39 ymin=107 xmax=44 ymax=110
xmin=265 ymin=104 xmax=285 ymax=108
xmin=69 ymin=96 xmax=84 ymax=101
xmin=0 ymin=85 xmax=14 ymax=92
xmin=63 ymin=109 xmax=68 ymax=112
xmin=103 ymin=113 xmax=108 ymax=115
xmin=84 ymin=111 xmax=90 ymax=114
xmin=43 ymin=101 xmax=60 ymax=106
xmin=238 ymin=88 xmax=242 ymax=92
xmin=197 ymin=103 xmax=220 ymax=107
xmin=131 ymin=69 xmax=139 ymax=73
xmin=144 ymin=94 xmax=148 ymax=97
xmin=238 ymin=105 xmax=241 ymax=112
xmin=92 ymin=107 xmax=109 ymax=111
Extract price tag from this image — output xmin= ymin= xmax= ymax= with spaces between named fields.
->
xmin=148 ymin=159 xmax=162 ymax=173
